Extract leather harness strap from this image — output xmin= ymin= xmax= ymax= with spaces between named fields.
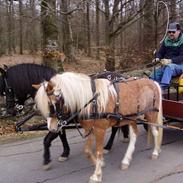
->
xmin=113 ymin=82 xmax=120 ymax=114
xmin=91 ymin=79 xmax=98 ymax=117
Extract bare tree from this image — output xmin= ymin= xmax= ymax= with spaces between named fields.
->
xmin=19 ymin=0 xmax=23 ymax=54
xmin=29 ymin=0 xmax=38 ymax=53
xmin=95 ymin=0 xmax=100 ymax=59
xmin=6 ymin=0 xmax=15 ymax=55
xmin=60 ymin=0 xmax=76 ymax=62
xmin=0 ymin=0 xmax=5 ymax=55
xmin=41 ymin=0 xmax=64 ymax=72
xmin=169 ymin=0 xmax=177 ymax=21
xmin=142 ymin=0 xmax=154 ymax=60
xmin=86 ymin=1 xmax=91 ymax=56
xmin=103 ymin=0 xmax=116 ymax=71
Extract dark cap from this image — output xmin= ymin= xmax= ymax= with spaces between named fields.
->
xmin=168 ymin=22 xmax=180 ymax=32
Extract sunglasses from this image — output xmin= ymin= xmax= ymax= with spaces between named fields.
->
xmin=168 ymin=31 xmax=176 ymax=34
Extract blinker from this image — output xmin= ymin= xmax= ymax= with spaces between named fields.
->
xmin=49 ymin=104 xmax=55 ymax=116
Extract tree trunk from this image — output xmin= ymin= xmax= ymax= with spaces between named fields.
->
xmin=41 ymin=0 xmax=64 ymax=72
xmin=170 ymin=0 xmax=176 ymax=21
xmin=6 ymin=0 xmax=13 ymax=55
xmin=29 ymin=0 xmax=38 ymax=53
xmin=19 ymin=0 xmax=23 ymax=54
xmin=103 ymin=0 xmax=115 ymax=71
xmin=60 ymin=0 xmax=76 ymax=62
xmin=86 ymin=1 xmax=91 ymax=57
xmin=95 ymin=0 xmax=100 ymax=59
xmin=142 ymin=0 xmax=154 ymax=61
xmin=0 ymin=0 xmax=5 ymax=56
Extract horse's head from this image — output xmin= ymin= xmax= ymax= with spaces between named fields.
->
xmin=0 ymin=68 xmax=6 ymax=96
xmin=33 ymin=81 xmax=69 ymax=132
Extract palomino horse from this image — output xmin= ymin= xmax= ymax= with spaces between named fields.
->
xmin=34 ymin=72 xmax=163 ymax=183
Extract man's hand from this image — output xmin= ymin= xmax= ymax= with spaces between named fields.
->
xmin=152 ymin=58 xmax=160 ymax=63
xmin=160 ymin=59 xmax=172 ymax=65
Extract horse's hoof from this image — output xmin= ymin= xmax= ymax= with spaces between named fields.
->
xmin=88 ymin=180 xmax=101 ymax=183
xmin=121 ymin=138 xmax=129 ymax=143
xmin=89 ymin=176 xmax=102 ymax=183
xmin=120 ymin=163 xmax=129 ymax=170
xmin=151 ymin=154 xmax=158 ymax=160
xmin=58 ymin=156 xmax=68 ymax=162
xmin=42 ymin=162 xmax=51 ymax=171
xmin=101 ymin=161 xmax=105 ymax=168
xmin=103 ymin=149 xmax=110 ymax=154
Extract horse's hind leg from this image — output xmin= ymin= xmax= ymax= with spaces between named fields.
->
xmin=103 ymin=126 xmax=118 ymax=153
xmin=89 ymin=128 xmax=105 ymax=183
xmin=146 ymin=112 xmax=162 ymax=159
xmin=58 ymin=129 xmax=70 ymax=162
xmin=121 ymin=125 xmax=129 ymax=143
xmin=150 ymin=126 xmax=161 ymax=159
xmin=121 ymin=124 xmax=137 ymax=170
xmin=43 ymin=131 xmax=59 ymax=170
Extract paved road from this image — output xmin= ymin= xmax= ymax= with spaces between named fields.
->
xmin=1 ymin=126 xmax=183 ymax=183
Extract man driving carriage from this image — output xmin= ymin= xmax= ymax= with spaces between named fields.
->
xmin=150 ymin=22 xmax=183 ymax=90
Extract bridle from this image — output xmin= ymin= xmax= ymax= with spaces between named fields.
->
xmin=43 ymin=83 xmax=73 ymax=132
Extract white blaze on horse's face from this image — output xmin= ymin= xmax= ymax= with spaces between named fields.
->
xmin=47 ymin=117 xmax=58 ymax=132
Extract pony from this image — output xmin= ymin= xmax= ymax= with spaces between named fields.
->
xmin=34 ymin=72 xmax=163 ymax=183
xmin=42 ymin=71 xmax=129 ymax=170
xmin=0 ymin=65 xmax=128 ymax=170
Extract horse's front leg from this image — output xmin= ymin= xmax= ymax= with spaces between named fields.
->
xmin=43 ymin=131 xmax=59 ymax=170
xmin=58 ymin=129 xmax=70 ymax=162
xmin=89 ymin=128 xmax=105 ymax=183
xmin=84 ymin=130 xmax=96 ymax=165
xmin=121 ymin=124 xmax=138 ymax=170
xmin=121 ymin=125 xmax=129 ymax=143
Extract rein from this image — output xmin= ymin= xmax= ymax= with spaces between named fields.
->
xmin=57 ymin=92 xmax=99 ymax=137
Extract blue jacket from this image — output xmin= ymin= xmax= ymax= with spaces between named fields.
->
xmin=156 ymin=33 xmax=183 ymax=64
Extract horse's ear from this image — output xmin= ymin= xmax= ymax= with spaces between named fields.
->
xmin=46 ymin=82 xmax=55 ymax=93
xmin=3 ymin=65 xmax=8 ymax=71
xmin=0 ymin=68 xmax=6 ymax=77
xmin=32 ymin=84 xmax=41 ymax=90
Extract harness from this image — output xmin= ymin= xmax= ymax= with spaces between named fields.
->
xmin=49 ymin=77 xmax=159 ymax=137
xmin=1 ymin=70 xmax=16 ymax=114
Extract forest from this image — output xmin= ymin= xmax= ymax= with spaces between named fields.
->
xmin=0 ymin=0 xmax=183 ymax=72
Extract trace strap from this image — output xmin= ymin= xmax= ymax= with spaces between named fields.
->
xmin=57 ymin=92 xmax=99 ymax=133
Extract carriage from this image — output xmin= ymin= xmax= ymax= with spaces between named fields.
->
xmin=162 ymin=78 xmax=183 ymax=130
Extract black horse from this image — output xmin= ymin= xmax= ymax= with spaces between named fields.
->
xmin=0 ymin=64 xmax=73 ymax=168
xmin=0 ymin=65 xmax=128 ymax=170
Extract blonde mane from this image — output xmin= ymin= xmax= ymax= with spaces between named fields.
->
xmin=51 ymin=72 xmax=117 ymax=117
xmin=35 ymin=81 xmax=50 ymax=118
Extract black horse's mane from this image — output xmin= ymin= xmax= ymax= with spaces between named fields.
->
xmin=5 ymin=63 xmax=56 ymax=104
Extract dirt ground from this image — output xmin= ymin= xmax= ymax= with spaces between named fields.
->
xmin=0 ymin=54 xmax=106 ymax=74
xmin=0 ymin=54 xmax=106 ymax=143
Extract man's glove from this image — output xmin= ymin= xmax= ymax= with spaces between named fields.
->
xmin=152 ymin=58 xmax=160 ymax=63
xmin=160 ymin=59 xmax=172 ymax=65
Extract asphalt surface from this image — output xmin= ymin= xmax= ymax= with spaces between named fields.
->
xmin=1 ymin=126 xmax=183 ymax=183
